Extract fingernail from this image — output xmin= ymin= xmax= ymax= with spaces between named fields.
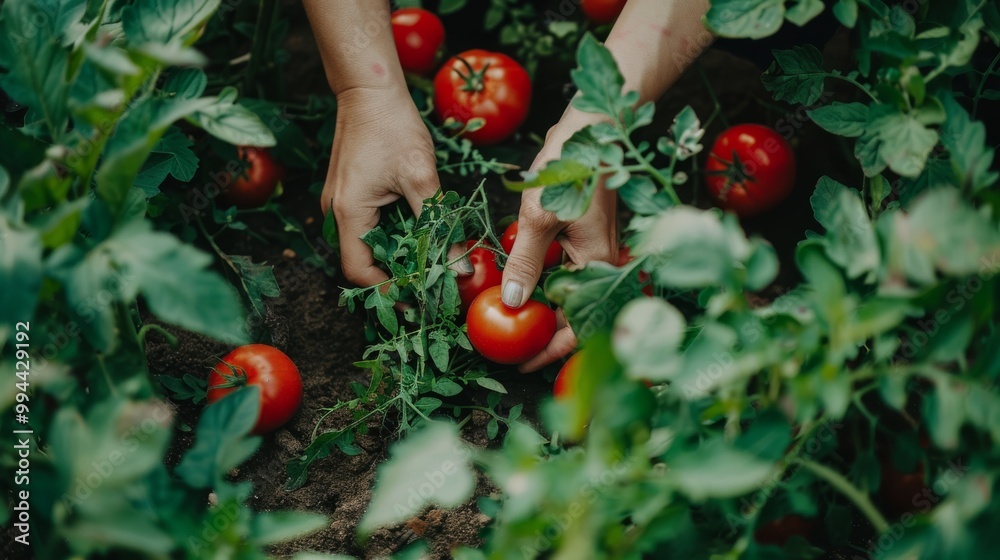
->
xmin=501 ymin=282 xmax=524 ymax=308
xmin=456 ymin=257 xmax=474 ymax=275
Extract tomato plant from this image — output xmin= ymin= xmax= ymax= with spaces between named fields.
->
xmin=207 ymin=344 xmax=303 ymax=434
xmin=500 ymin=220 xmax=563 ymax=269
xmin=221 ymin=146 xmax=285 ymax=209
xmin=434 ymin=49 xmax=532 ymax=146
xmin=391 ymin=7 xmax=445 ymax=76
xmin=457 ymin=240 xmax=503 ymax=312
xmin=466 ymin=285 xmax=557 ymax=364
xmin=581 ymin=0 xmax=627 ymax=24
xmin=704 ymin=124 xmax=796 ymax=217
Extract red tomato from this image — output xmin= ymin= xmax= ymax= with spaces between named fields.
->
xmin=617 ymin=246 xmax=653 ymax=296
xmin=391 ymin=8 xmax=445 ymax=76
xmin=457 ymin=240 xmax=503 ymax=312
xmin=207 ymin=344 xmax=303 ymax=434
xmin=704 ymin=124 xmax=796 ymax=217
xmin=880 ymin=459 xmax=932 ymax=516
xmin=500 ymin=221 xmax=563 ymax=269
xmin=754 ymin=515 xmax=814 ymax=547
xmin=466 ymin=285 xmax=556 ymax=364
xmin=581 ymin=0 xmax=627 ymax=24
xmin=554 ymin=351 xmax=583 ymax=399
xmin=434 ymin=50 xmax=532 ymax=146
xmin=221 ymin=147 xmax=285 ymax=209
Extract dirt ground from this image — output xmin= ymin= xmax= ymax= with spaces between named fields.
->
xmin=146 ymin=8 xmax=860 ymax=558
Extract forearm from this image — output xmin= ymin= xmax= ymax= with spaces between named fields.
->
xmin=302 ymin=0 xmax=406 ymax=96
xmin=552 ymin=0 xmax=714 ymax=136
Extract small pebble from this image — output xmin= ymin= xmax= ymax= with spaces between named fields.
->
xmin=283 ymin=248 xmax=297 ymax=259
xmin=305 ymin=216 xmax=315 ymax=225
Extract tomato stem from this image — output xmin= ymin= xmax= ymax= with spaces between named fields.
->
xmin=795 ymin=458 xmax=890 ymax=534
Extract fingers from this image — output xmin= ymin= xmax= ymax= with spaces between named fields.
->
xmin=518 ymin=325 xmax=577 ymax=373
xmin=401 ymin=153 xmax=442 ymax=217
xmin=500 ymin=196 xmax=560 ymax=308
xmin=446 ymin=242 xmax=474 ymax=277
xmin=335 ymin=204 xmax=391 ymax=288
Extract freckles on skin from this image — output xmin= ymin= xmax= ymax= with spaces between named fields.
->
xmin=372 ymin=62 xmax=386 ymax=77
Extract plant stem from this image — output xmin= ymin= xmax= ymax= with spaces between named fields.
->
xmin=137 ymin=324 xmax=179 ymax=352
xmin=244 ymin=0 xmax=277 ymax=96
xmin=828 ymin=74 xmax=879 ymax=102
xmin=795 ymin=458 xmax=890 ymax=534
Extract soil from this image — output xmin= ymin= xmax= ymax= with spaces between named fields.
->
xmin=145 ymin=5 xmax=859 ymax=558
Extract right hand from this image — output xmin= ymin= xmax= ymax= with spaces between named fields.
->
xmin=321 ymin=86 xmax=470 ymax=287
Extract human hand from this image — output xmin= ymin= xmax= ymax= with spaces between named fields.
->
xmin=320 ymin=86 xmax=472 ymax=287
xmin=501 ymin=111 xmax=619 ymax=372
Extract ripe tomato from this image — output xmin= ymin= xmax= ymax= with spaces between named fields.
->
xmin=581 ymin=0 xmax=627 ymax=24
xmin=207 ymin=344 xmax=303 ymax=434
xmin=390 ymin=8 xmax=445 ymax=76
xmin=466 ymin=285 xmax=556 ymax=364
xmin=705 ymin=124 xmax=796 ymax=217
xmin=554 ymin=351 xmax=584 ymax=399
xmin=222 ymin=147 xmax=285 ymax=209
xmin=617 ymin=246 xmax=653 ymax=296
xmin=500 ymin=221 xmax=563 ymax=269
xmin=457 ymin=240 xmax=503 ymax=312
xmin=434 ymin=50 xmax=531 ymax=146
xmin=754 ymin=515 xmax=814 ymax=547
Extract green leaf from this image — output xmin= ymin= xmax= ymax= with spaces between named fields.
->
xmin=808 ymin=102 xmax=868 ymax=137
xmin=924 ymin=377 xmax=964 ymax=450
xmin=570 ymin=34 xmax=628 ymax=117
xmin=190 ymin=90 xmax=277 ymax=147
xmin=251 ymin=511 xmax=328 ymax=546
xmin=30 ymin=198 xmax=89 ymax=249
xmin=810 ymin=177 xmax=879 ymax=281
xmin=359 ymin=423 xmax=474 ymax=534
xmin=939 ymin=92 xmax=998 ymax=192
xmin=122 ymin=0 xmax=220 ymax=46
xmin=476 ymin=377 xmax=508 ymax=394
xmin=176 ymin=386 xmax=262 ymax=487
xmin=704 ymin=0 xmax=785 ymax=39
xmin=429 ymin=337 xmax=451 ymax=372
xmin=229 ymin=255 xmax=280 ymax=317
xmin=503 ymin=159 xmax=593 ymax=192
xmin=365 ymin=285 xmax=398 ymax=335
xmin=761 ymin=45 xmax=826 ymax=105
xmin=134 ymin=127 xmax=199 ymax=196
xmin=545 ymin=262 xmax=631 ymax=342
xmin=433 ymin=377 xmax=463 ymax=397
xmin=539 ymin=180 xmax=595 ymax=221
xmin=855 ymin=104 xmax=938 ymax=178
xmin=612 ymin=299 xmax=686 ymax=381
xmin=162 ymin=68 xmax=207 ymax=99
xmin=668 ymin=439 xmax=777 ymax=500
xmin=785 ymin=0 xmax=824 ymax=27
xmin=618 ymin=175 xmax=670 ymax=215
xmin=438 ymin=0 xmax=466 ymax=15
xmin=832 ymin=0 xmax=858 ymax=27
xmin=0 ymin=0 xmax=73 ymax=137
xmin=0 ymin=217 xmax=43 ymax=330
xmin=634 ymin=207 xmax=753 ymax=289
xmin=736 ymin=409 xmax=792 ymax=462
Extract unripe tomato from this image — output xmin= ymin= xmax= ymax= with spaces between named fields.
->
xmin=391 ymin=8 xmax=445 ymax=76
xmin=554 ymin=351 xmax=584 ymax=399
xmin=466 ymin=286 xmax=556 ymax=364
xmin=434 ymin=50 xmax=531 ymax=146
xmin=207 ymin=344 xmax=302 ymax=434
xmin=500 ymin=221 xmax=563 ymax=269
xmin=705 ymin=124 xmax=796 ymax=217
xmin=221 ymin=147 xmax=285 ymax=209
xmin=457 ymin=240 xmax=503 ymax=312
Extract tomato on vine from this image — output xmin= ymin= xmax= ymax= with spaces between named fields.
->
xmin=554 ymin=351 xmax=584 ymax=399
xmin=466 ymin=285 xmax=556 ymax=364
xmin=457 ymin=240 xmax=503 ymax=312
xmin=433 ymin=50 xmax=532 ymax=146
xmin=221 ymin=147 xmax=285 ymax=209
xmin=704 ymin=124 xmax=796 ymax=217
xmin=391 ymin=8 xmax=444 ymax=76
xmin=207 ymin=344 xmax=303 ymax=434
xmin=500 ymin=221 xmax=563 ymax=269
xmin=581 ymin=0 xmax=627 ymax=24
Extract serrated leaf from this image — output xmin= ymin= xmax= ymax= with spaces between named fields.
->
xmin=190 ymin=91 xmax=277 ymax=147
xmin=570 ymin=34 xmax=628 ymax=117
xmin=939 ymin=92 xmax=998 ymax=192
xmin=134 ymin=127 xmax=198 ymax=195
xmin=808 ymin=102 xmax=868 ymax=137
xmin=810 ymin=177 xmax=879 ymax=280
xmin=705 ymin=0 xmax=785 ymax=39
xmin=855 ymin=104 xmax=938 ymax=178
xmin=360 ymin=423 xmax=473 ymax=534
xmin=229 ymin=255 xmax=280 ymax=317
xmin=761 ymin=45 xmax=826 ymax=105
xmin=176 ymin=386 xmax=262 ymax=487
xmin=122 ymin=0 xmax=220 ymax=46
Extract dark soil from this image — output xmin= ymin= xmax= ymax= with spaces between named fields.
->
xmin=146 ymin=7 xmax=858 ymax=558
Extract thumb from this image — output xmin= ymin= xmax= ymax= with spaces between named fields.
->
xmin=500 ymin=219 xmax=557 ymax=308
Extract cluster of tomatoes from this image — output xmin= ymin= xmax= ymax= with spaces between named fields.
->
xmin=391 ymin=1 xmax=627 ymax=146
